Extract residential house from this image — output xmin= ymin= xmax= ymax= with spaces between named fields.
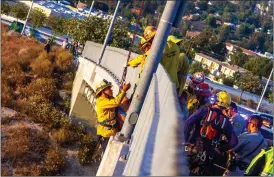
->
xmin=195 ymin=53 xmax=248 ymax=77
xmin=194 ymin=53 xmax=222 ymax=75
xmin=225 ymin=42 xmax=258 ymax=58
xmin=220 ymin=63 xmax=247 ymax=77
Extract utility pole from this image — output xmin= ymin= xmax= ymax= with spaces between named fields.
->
xmin=21 ymin=0 xmax=34 ymax=35
xmin=256 ymin=68 xmax=273 ymax=112
xmin=118 ymin=0 xmax=183 ymax=139
xmin=97 ymin=0 xmax=121 ymax=65
xmin=88 ymin=0 xmax=96 ymax=18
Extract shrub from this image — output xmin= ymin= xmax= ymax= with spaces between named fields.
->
xmin=41 ymin=147 xmax=65 ymax=176
xmin=18 ymin=47 xmax=42 ymax=72
xmin=62 ymin=72 xmax=75 ymax=92
xmin=55 ymin=51 xmax=73 ymax=72
xmin=20 ymin=78 xmax=57 ymax=101
xmin=1 ymin=80 xmax=15 ymax=108
xmin=222 ymin=77 xmax=235 ymax=87
xmin=30 ymin=52 xmax=53 ymax=77
xmin=1 ymin=1 xmax=11 ymax=15
xmin=78 ymin=134 xmax=97 ymax=165
xmin=2 ymin=68 xmax=26 ymax=89
xmin=14 ymin=165 xmax=42 ymax=176
xmin=2 ymin=123 xmax=50 ymax=167
xmin=52 ymin=127 xmax=79 ymax=146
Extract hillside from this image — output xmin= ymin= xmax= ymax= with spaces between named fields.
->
xmin=1 ymin=23 xmax=99 ymax=176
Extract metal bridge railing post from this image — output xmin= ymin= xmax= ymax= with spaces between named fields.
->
xmin=88 ymin=0 xmax=96 ymax=18
xmin=97 ymin=0 xmax=121 ymax=65
xmin=118 ymin=0 xmax=184 ymax=140
xmin=21 ymin=0 xmax=34 ymax=35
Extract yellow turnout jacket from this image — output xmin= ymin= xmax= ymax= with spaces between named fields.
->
xmin=96 ymin=90 xmax=126 ymax=138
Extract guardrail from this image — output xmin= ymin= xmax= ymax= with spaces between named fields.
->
xmin=122 ymin=66 xmax=188 ymax=176
xmin=1 ymin=15 xmax=65 ymax=45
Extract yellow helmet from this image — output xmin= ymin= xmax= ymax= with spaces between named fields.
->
xmin=144 ymin=26 xmax=157 ymax=42
xmin=216 ymin=91 xmax=231 ymax=108
xmin=167 ymin=35 xmax=183 ymax=44
xmin=95 ymin=79 xmax=112 ymax=96
xmin=140 ymin=37 xmax=148 ymax=50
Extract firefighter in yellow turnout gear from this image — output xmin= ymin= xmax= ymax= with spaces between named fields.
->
xmin=167 ymin=35 xmax=190 ymax=96
xmin=95 ymin=80 xmax=131 ymax=138
xmin=128 ymin=26 xmax=180 ymax=89
xmin=127 ymin=37 xmax=150 ymax=81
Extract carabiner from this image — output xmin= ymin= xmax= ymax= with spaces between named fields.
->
xmin=200 ymin=151 xmax=206 ymax=162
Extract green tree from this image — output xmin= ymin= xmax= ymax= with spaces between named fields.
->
xmin=246 ymin=14 xmax=260 ymax=28
xmin=222 ymin=76 xmax=235 ymax=87
xmin=243 ymin=57 xmax=273 ymax=78
xmin=194 ymin=29 xmax=227 ymax=58
xmin=218 ymin=24 xmax=230 ymax=42
xmin=222 ymin=11 xmax=233 ymax=23
xmin=236 ymin=72 xmax=263 ymax=95
xmin=197 ymin=1 xmax=208 ymax=11
xmin=120 ymin=8 xmax=134 ymax=21
xmin=1 ymin=1 xmax=11 ymax=15
xmin=247 ymin=32 xmax=266 ymax=52
xmin=156 ymin=5 xmax=165 ymax=14
xmin=185 ymin=1 xmax=196 ymax=14
xmin=267 ymin=91 xmax=273 ymax=102
xmin=207 ymin=6 xmax=216 ymax=13
xmin=30 ymin=8 xmax=47 ymax=29
xmin=47 ymin=16 xmax=67 ymax=35
xmin=235 ymin=23 xmax=253 ymax=38
xmin=205 ymin=15 xmax=217 ymax=28
xmin=189 ymin=62 xmax=210 ymax=76
xmin=139 ymin=17 xmax=148 ymax=30
xmin=63 ymin=16 xmax=130 ymax=49
xmin=237 ymin=11 xmax=248 ymax=22
xmin=264 ymin=37 xmax=273 ymax=54
xmin=230 ymin=48 xmax=248 ymax=67
xmin=11 ymin=2 xmax=29 ymax=22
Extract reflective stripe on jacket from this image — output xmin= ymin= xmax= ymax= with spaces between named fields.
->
xmin=96 ymin=90 xmax=126 ymax=137
xmin=245 ymin=147 xmax=273 ymax=176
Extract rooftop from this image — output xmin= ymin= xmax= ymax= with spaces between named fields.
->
xmin=196 ymin=52 xmax=222 ymax=64
xmin=225 ymin=42 xmax=258 ymax=56
xmin=221 ymin=63 xmax=248 ymax=73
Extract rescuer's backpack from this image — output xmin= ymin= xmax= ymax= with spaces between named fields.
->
xmin=200 ymin=106 xmax=228 ymax=140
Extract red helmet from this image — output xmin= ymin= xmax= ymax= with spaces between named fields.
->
xmin=192 ymin=72 xmax=205 ymax=84
xmin=194 ymin=83 xmax=212 ymax=96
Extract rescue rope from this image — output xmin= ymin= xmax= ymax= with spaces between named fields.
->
xmin=119 ymin=0 xmax=145 ymax=89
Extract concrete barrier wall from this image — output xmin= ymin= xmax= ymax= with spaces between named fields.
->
xmin=123 ymin=66 xmax=188 ymax=176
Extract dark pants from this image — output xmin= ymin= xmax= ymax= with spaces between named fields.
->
xmin=97 ymin=136 xmax=109 ymax=153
